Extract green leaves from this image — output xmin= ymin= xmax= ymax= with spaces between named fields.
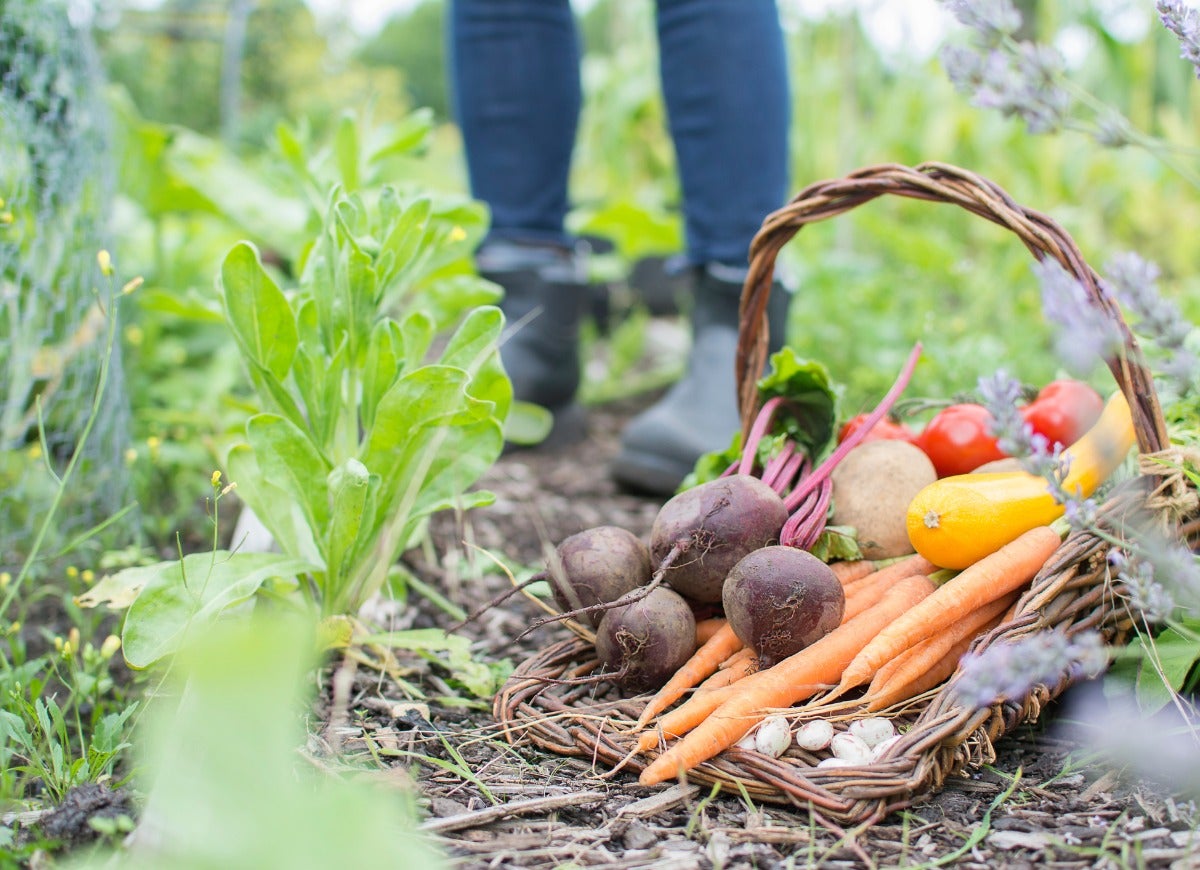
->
xmin=98 ymin=552 xmax=317 ymax=669
xmin=220 ymin=243 xmax=297 ymax=374
xmin=106 ymin=173 xmax=509 ymax=664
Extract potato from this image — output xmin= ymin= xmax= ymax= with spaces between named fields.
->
xmin=831 ymin=440 xmax=937 ymax=559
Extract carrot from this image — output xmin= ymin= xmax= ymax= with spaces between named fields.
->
xmin=863 ymin=631 xmax=981 ymax=712
xmin=636 ymin=572 xmax=937 ymax=786
xmin=862 ymin=591 xmax=1017 ymax=711
xmin=834 ymin=524 xmax=1062 ymax=696
xmin=697 ymin=647 xmax=758 ymax=690
xmin=694 ymin=617 xmax=728 ymax=646
xmin=840 ymin=558 xmax=944 ymax=622
xmin=829 ymin=559 xmax=876 ymax=586
xmin=634 ymin=622 xmax=744 ymax=729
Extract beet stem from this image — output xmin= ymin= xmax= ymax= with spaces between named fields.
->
xmin=446 ymin=570 xmax=548 ymax=633
xmin=737 ymin=395 xmax=787 ymax=476
xmin=782 ymin=341 xmax=923 ymax=513
xmin=515 ymin=545 xmax=686 ymax=640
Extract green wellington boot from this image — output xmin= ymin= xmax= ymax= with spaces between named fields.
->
xmin=611 ymin=263 xmax=791 ymax=496
xmin=482 ymin=241 xmax=589 ymax=446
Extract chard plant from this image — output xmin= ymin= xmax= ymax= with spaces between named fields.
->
xmin=84 ymin=186 xmax=510 ymax=670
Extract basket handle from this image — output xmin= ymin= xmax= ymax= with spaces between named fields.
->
xmin=735 ymin=161 xmax=1169 ymax=455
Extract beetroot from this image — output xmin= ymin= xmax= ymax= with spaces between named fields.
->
xmin=594 ymin=586 xmax=696 ymax=692
xmin=649 ymin=474 xmax=787 ymax=603
xmin=722 ymin=545 xmax=844 ymax=667
xmin=548 ymin=526 xmax=652 ymax=627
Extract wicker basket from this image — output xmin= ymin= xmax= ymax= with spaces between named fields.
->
xmin=494 ymin=162 xmax=1199 ymax=825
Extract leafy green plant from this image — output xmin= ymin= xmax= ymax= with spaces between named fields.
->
xmin=86 ymin=183 xmax=510 ymax=668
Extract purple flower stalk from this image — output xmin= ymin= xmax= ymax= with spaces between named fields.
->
xmin=945 ymin=0 xmax=1022 ymax=44
xmin=976 ymin=369 xmax=1097 ymax=527
xmin=1103 ymin=252 xmax=1199 ymax=398
xmin=952 ymin=629 xmax=1108 ymax=708
xmin=1157 ymin=0 xmax=1200 ymax=79
xmin=1034 ymin=259 xmax=1124 ymax=376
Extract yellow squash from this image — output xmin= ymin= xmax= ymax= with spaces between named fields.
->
xmin=906 ymin=391 xmax=1136 ymax=569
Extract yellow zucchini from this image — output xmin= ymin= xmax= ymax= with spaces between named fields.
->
xmin=906 ymin=391 xmax=1136 ymax=569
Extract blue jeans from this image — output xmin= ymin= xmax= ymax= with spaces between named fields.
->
xmin=448 ymin=0 xmax=791 ymax=268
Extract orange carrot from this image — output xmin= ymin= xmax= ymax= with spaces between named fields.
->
xmin=841 ymin=557 xmax=943 ymax=622
xmin=829 ymin=559 xmax=877 ymax=587
xmin=697 ymin=647 xmax=758 ymax=691
xmin=862 ymin=591 xmax=1017 ymax=711
xmin=694 ymin=617 xmax=728 ymax=646
xmin=834 ymin=524 xmax=1062 ymax=695
xmin=634 ymin=622 xmax=744 ymax=729
xmin=637 ymin=572 xmax=937 ymax=786
xmin=863 ymin=632 xmax=981 ymax=712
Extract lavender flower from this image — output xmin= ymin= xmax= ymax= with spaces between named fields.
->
xmin=940 ymin=41 xmax=1071 ymax=135
xmin=1103 ymin=252 xmax=1200 ymax=396
xmin=1158 ymin=0 xmax=1200 ymax=79
xmin=975 ymin=369 xmax=1099 ymax=527
xmin=1035 ymin=258 xmax=1124 ymax=376
xmin=952 ymin=629 xmax=1108 ymax=708
xmin=944 ymin=0 xmax=1022 ymax=45
xmin=1117 ymin=557 xmax=1176 ymax=623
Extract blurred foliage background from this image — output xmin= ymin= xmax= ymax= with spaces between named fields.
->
xmin=8 ymin=0 xmax=1200 ymax=555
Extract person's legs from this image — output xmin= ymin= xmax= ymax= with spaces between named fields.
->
xmin=612 ymin=0 xmax=792 ymax=494
xmin=449 ymin=0 xmax=588 ymax=438
xmin=449 ymin=0 xmax=580 ymax=246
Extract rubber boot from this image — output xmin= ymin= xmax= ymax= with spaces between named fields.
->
xmin=611 ymin=264 xmax=791 ymax=495
xmin=481 ymin=241 xmax=588 ymax=446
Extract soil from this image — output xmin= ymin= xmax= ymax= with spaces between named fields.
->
xmin=320 ymin=392 xmax=1200 ymax=870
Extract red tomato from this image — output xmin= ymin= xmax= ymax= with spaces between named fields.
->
xmin=837 ymin=414 xmax=916 ymax=445
xmin=1020 ymin=379 xmax=1104 ymax=450
xmin=914 ymin=403 xmax=1008 ymax=477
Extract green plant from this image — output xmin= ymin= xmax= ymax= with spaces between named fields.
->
xmin=85 ymin=182 xmax=510 ymax=668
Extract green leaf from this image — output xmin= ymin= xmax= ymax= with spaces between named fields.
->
xmin=220 ymin=242 xmax=298 ymax=382
xmin=503 ymin=402 xmax=554 ymax=446
xmin=361 ymin=319 xmax=404 ymax=434
xmin=246 ymin=413 xmax=332 ymax=537
xmin=399 ymin=310 xmax=434 ymax=370
xmin=437 ymin=305 xmax=511 ymax=419
xmin=333 ymin=112 xmax=360 ymax=192
xmin=125 ymin=617 xmax=439 ymax=868
xmin=325 ymin=459 xmax=373 ymax=589
xmin=682 ymin=350 xmax=838 ymax=490
xmin=367 ymin=108 xmax=434 ymax=163
xmin=227 ymin=444 xmax=322 ymax=565
xmin=118 ymin=552 xmax=318 ymax=669
xmin=1132 ymin=626 xmax=1200 ymax=713
xmin=756 ymin=348 xmax=838 ymax=457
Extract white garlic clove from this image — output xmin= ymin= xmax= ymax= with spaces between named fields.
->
xmin=871 ymin=734 xmax=903 ymax=761
xmin=849 ymin=716 xmax=896 ymax=748
xmin=754 ymin=714 xmax=792 ymax=758
xmin=830 ymin=732 xmax=873 ymax=764
xmin=817 ymin=756 xmax=856 ymax=768
xmin=794 ymin=719 xmax=835 ymax=752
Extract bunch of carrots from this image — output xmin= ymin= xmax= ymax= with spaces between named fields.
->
xmin=629 ymin=523 xmax=1064 ymax=787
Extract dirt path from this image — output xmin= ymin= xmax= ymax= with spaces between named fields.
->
xmin=349 ymin=397 xmax=1200 ymax=869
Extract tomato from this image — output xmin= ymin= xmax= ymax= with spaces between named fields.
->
xmin=837 ymin=414 xmax=916 ymax=445
xmin=914 ymin=403 xmax=1008 ymax=477
xmin=1020 ymin=379 xmax=1104 ymax=450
